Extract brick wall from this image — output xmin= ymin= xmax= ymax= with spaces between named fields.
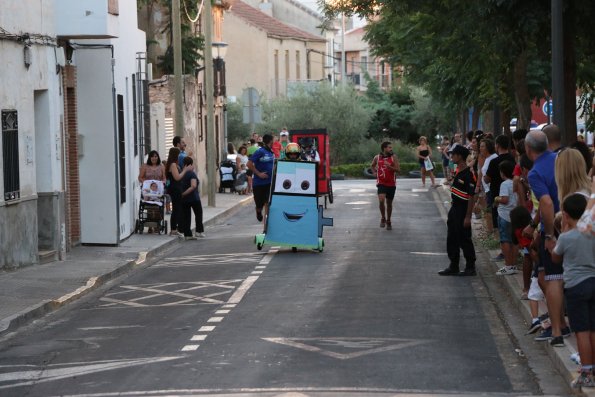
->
xmin=63 ymin=65 xmax=81 ymax=247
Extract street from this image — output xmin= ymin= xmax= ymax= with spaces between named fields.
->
xmin=0 ymin=179 xmax=570 ymax=396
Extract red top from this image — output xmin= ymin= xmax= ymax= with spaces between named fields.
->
xmin=514 ymin=228 xmax=532 ymax=248
xmin=271 ymin=141 xmax=282 ymax=158
xmin=513 ymin=163 xmax=522 ymax=177
xmin=376 ymin=155 xmax=396 ymax=187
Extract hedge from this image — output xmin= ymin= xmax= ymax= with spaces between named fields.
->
xmin=331 ymin=162 xmax=422 ymax=178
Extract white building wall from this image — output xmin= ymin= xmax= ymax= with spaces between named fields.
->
xmin=74 ymin=0 xmax=146 ymax=244
xmin=0 ymin=0 xmax=65 ymax=267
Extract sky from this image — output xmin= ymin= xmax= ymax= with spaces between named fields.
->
xmin=293 ymin=0 xmax=366 ymax=28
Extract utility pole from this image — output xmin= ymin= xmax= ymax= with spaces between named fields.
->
xmin=204 ymin=0 xmax=216 ymax=207
xmin=172 ymin=0 xmax=184 ymax=138
xmin=340 ymin=13 xmax=346 ymax=84
xmin=551 ymin=0 xmax=565 ymax=140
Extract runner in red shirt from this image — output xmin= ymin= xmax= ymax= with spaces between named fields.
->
xmin=371 ymin=141 xmax=400 ymax=230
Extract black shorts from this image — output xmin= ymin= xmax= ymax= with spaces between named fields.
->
xmin=252 ymin=184 xmax=271 ymax=209
xmin=377 ymin=184 xmax=396 ymax=200
xmin=565 ymin=278 xmax=595 ymax=332
xmin=539 ymin=231 xmax=563 ymax=280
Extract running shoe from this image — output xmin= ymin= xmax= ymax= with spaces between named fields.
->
xmin=256 ymin=209 xmax=263 ymax=222
xmin=562 ymin=326 xmax=572 ymax=338
xmin=495 ymin=266 xmax=518 ymax=276
xmin=492 ymin=253 xmax=505 ymax=261
xmin=386 ymin=221 xmax=392 ymax=230
xmin=534 ymin=327 xmax=552 ymax=341
xmin=380 ymin=219 xmax=386 ymax=228
xmin=195 ymin=232 xmax=206 ymax=238
xmin=571 ymin=372 xmax=595 ymax=389
xmin=550 ymin=336 xmax=565 ymax=347
xmin=525 ymin=319 xmax=542 ymax=335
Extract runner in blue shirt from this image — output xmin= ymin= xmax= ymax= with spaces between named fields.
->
xmin=247 ymin=134 xmax=275 ymax=222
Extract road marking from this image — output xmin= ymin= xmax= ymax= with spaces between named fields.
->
xmin=207 ymin=317 xmax=223 ymax=323
xmin=97 ymin=280 xmax=243 ymax=308
xmin=252 ymin=271 xmax=263 ymax=275
xmin=215 ymin=309 xmax=230 ymax=314
xmin=410 ymin=252 xmax=443 ymax=256
xmin=262 ymin=337 xmax=432 ymax=360
xmin=349 ymin=188 xmax=366 ymax=193
xmin=222 ymin=304 xmax=236 ymax=308
xmin=181 ymin=345 xmax=199 ymax=351
xmin=156 ymin=252 xmax=266 ymax=268
xmin=412 ymin=188 xmax=429 ymax=193
xmin=255 ymin=266 xmax=266 ymax=269
xmin=0 ymin=356 xmax=181 ymax=390
xmin=198 ymin=326 xmax=216 ymax=332
xmin=78 ymin=325 xmax=145 ymax=331
xmin=345 ymin=201 xmax=371 ymax=205
xmin=190 ymin=335 xmax=207 ymax=341
xmin=226 ymin=276 xmax=259 ymax=304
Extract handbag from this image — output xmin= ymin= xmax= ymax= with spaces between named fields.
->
xmin=424 ymin=158 xmax=434 ymax=171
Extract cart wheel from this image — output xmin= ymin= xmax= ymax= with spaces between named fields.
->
xmin=292 ymin=247 xmax=297 ymax=253
xmin=139 ymin=224 xmax=144 ymax=234
xmin=328 ymin=180 xmax=334 ymax=204
xmin=324 ymin=195 xmax=328 ymax=209
xmin=257 ymin=243 xmax=263 ymax=250
xmin=255 ymin=234 xmax=265 ymax=251
xmin=318 ymin=238 xmax=324 ymax=252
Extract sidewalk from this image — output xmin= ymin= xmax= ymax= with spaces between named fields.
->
xmin=435 ymin=182 xmax=594 ymax=396
xmin=0 ymin=192 xmax=253 ymax=337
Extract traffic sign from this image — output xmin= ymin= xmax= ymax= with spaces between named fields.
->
xmin=542 ymin=100 xmax=553 ymax=117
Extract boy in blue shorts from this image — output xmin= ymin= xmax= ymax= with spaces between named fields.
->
xmin=552 ymin=193 xmax=595 ymax=389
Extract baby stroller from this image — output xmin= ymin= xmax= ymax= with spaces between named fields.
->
xmin=218 ymin=159 xmax=237 ymax=193
xmin=135 ymin=180 xmax=168 ymax=234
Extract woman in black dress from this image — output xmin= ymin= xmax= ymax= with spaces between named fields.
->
xmin=416 ymin=136 xmax=437 ymax=188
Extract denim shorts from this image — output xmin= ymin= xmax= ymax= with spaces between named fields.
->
xmin=565 ymin=277 xmax=595 ymax=332
xmin=498 ymin=217 xmax=512 ymax=243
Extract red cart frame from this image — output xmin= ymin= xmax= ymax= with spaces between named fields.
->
xmin=290 ymin=128 xmax=334 ymax=207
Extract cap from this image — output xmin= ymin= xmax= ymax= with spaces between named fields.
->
xmin=449 ymin=144 xmax=470 ymax=158
xmin=280 ymin=131 xmax=289 ymax=136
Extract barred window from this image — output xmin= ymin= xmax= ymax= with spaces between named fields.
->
xmin=2 ymin=110 xmax=20 ymax=201
xmin=117 ymin=95 xmax=126 ymax=203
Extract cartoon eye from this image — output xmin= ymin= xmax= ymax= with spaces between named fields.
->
xmin=283 ymin=179 xmax=292 ymax=190
xmin=301 ymin=180 xmax=310 ymax=191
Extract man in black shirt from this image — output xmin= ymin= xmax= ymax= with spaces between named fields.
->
xmin=439 ymin=145 xmax=477 ymax=276
xmin=484 ymin=134 xmax=515 ymax=230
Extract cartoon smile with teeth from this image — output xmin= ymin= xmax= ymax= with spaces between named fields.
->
xmin=255 ymin=160 xmax=333 ymax=251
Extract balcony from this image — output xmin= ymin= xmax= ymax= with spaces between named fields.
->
xmin=55 ymin=0 xmax=119 ymax=39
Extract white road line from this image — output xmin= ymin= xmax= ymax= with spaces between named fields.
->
xmin=226 ymin=276 xmax=259 ymax=304
xmin=215 ymin=310 xmax=230 ymax=314
xmin=198 ymin=326 xmax=215 ymax=332
xmin=255 ymin=266 xmax=266 ymax=269
xmin=410 ymin=252 xmax=443 ymax=256
xmin=251 ymin=271 xmax=263 ymax=275
xmin=181 ymin=345 xmax=199 ymax=351
xmin=78 ymin=325 xmax=144 ymax=331
xmin=207 ymin=317 xmax=224 ymax=323
xmin=221 ymin=304 xmax=236 ymax=308
xmin=190 ymin=335 xmax=207 ymax=341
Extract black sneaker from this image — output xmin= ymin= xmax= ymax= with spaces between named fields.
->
xmin=526 ymin=319 xmax=542 ymax=335
xmin=562 ymin=326 xmax=572 ymax=338
xmin=550 ymin=336 xmax=565 ymax=347
xmin=438 ymin=267 xmax=460 ymax=276
xmin=459 ymin=268 xmax=476 ymax=276
xmin=256 ymin=209 xmax=263 ymax=222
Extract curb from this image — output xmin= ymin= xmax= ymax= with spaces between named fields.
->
xmin=0 ymin=196 xmax=253 ymax=337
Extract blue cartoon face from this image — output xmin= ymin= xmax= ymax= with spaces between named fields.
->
xmin=273 ymin=162 xmax=317 ymax=196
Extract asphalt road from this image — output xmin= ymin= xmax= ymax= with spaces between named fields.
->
xmin=0 ymin=179 xmax=569 ymax=396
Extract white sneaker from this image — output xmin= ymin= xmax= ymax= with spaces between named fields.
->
xmin=195 ymin=232 xmax=206 ymax=238
xmin=495 ymin=266 xmax=518 ymax=276
xmin=184 ymin=236 xmax=197 ymax=241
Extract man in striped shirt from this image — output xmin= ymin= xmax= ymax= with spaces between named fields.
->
xmin=439 ymin=145 xmax=477 ymax=276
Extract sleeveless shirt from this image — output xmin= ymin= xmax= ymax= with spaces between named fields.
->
xmin=376 ymin=155 xmax=396 ymax=187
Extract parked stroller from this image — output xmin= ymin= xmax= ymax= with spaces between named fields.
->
xmin=135 ymin=180 xmax=168 ymax=234
xmin=218 ymin=159 xmax=237 ymax=193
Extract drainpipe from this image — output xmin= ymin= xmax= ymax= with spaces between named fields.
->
xmin=111 ymin=55 xmax=121 ymax=245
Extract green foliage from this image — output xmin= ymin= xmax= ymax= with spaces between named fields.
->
xmin=330 ymin=162 xmax=423 ymax=178
xmin=226 ymin=101 xmax=251 ymax=146
xmin=255 ymin=83 xmax=372 ymax=165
